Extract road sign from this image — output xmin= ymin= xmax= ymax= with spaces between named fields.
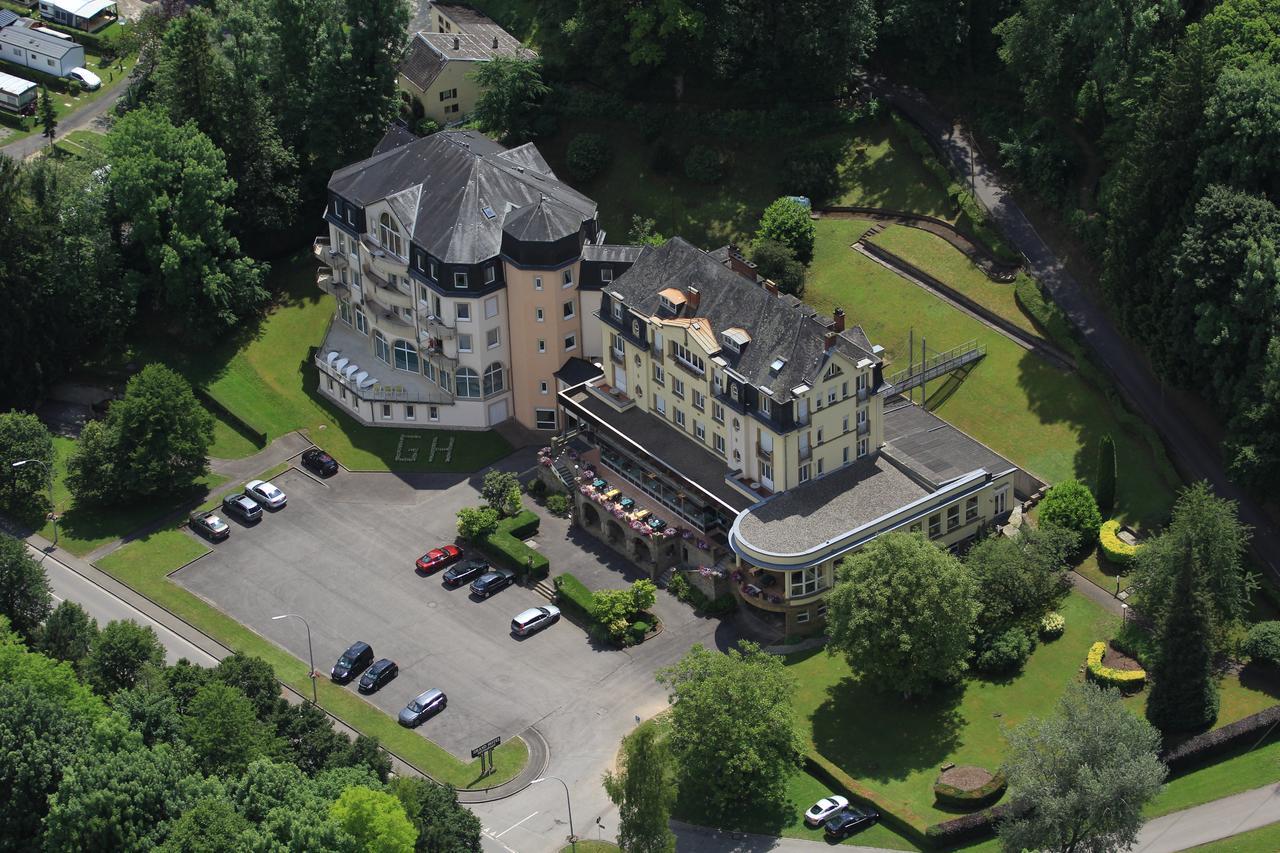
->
xmin=471 ymin=737 xmax=501 ymax=758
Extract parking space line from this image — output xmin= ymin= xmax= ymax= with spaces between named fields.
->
xmin=494 ymin=812 xmax=539 ymax=838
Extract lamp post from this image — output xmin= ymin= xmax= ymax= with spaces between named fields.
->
xmin=532 ymin=776 xmax=576 ymax=851
xmin=272 ymin=613 xmax=317 ymax=703
xmin=12 ymin=459 xmax=55 ymax=548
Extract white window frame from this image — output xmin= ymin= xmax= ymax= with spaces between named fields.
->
xmin=456 ymin=302 xmax=471 ymax=322
xmin=458 ymin=333 xmax=473 ymax=353
xmin=564 ymin=333 xmax=576 ymax=351
xmin=484 ymin=296 xmax=499 ymax=319
xmin=486 ymin=327 xmax=501 ymax=349
xmin=535 ymin=408 xmax=557 ymax=430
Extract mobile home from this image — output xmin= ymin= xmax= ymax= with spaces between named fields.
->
xmin=0 ymin=70 xmax=36 ymax=113
xmin=0 ymin=23 xmax=85 ymax=78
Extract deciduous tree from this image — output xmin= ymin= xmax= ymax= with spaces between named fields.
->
xmin=604 ymin=723 xmax=676 ymax=853
xmin=480 ymin=470 xmax=522 ymax=517
xmin=757 ymin=197 xmax=816 ymax=264
xmin=0 ymin=411 xmax=53 ymax=520
xmin=751 ymin=239 xmax=806 ymax=295
xmin=184 ymin=682 xmax=278 ymax=776
xmin=472 ymin=56 xmax=550 ymax=143
xmin=389 ymin=777 xmax=482 ymax=852
xmin=1037 ymin=479 xmax=1102 ymax=550
xmin=0 ymin=532 xmax=51 ymax=642
xmin=83 ymin=618 xmax=166 ymax=696
xmin=38 ymin=599 xmax=98 ymax=666
xmin=329 ymin=785 xmax=418 ymax=852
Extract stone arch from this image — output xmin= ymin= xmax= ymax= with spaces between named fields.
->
xmin=580 ymin=502 xmax=601 ymax=530
xmin=630 ymin=535 xmax=653 ymax=564
xmin=605 ymin=519 xmax=625 ymax=545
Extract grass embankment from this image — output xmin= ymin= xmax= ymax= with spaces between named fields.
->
xmin=807 ymin=218 xmax=1181 ymax=528
xmin=95 ymin=529 xmax=528 ymax=789
xmin=1185 ymin=821 xmax=1280 ymax=852
xmin=133 ymin=254 xmax=512 ymax=473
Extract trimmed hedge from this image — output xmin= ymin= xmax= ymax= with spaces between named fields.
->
xmin=1162 ymin=703 xmax=1280 ymax=773
xmin=1086 ymin=641 xmax=1145 ymax=691
xmin=933 ymin=770 xmax=1007 ymax=809
xmin=925 ymin=802 xmax=1017 ymax=846
xmin=478 ymin=510 xmax=547 ymax=580
xmin=553 ymin=572 xmax=596 ymax=623
xmin=1099 ymin=519 xmax=1139 ymax=567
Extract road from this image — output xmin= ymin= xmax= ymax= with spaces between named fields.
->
xmin=0 ymin=73 xmax=128 ymax=161
xmin=32 ymin=543 xmax=217 ymax=665
xmin=869 ymin=75 xmax=1280 ymax=584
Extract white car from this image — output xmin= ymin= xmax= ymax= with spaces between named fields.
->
xmin=245 ymin=479 xmax=287 ymax=509
xmin=511 ymin=605 xmax=561 ymax=636
xmin=805 ymin=795 xmax=849 ymax=826
xmin=68 ymin=67 xmax=101 ymax=90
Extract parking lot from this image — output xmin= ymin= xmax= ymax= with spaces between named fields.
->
xmin=173 ymin=465 xmax=639 ymax=759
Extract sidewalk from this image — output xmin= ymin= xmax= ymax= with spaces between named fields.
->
xmin=1136 ymin=784 xmax=1280 ymax=852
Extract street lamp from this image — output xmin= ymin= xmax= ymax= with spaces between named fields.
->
xmin=532 ymin=776 xmax=576 ymax=851
xmin=12 ymin=459 xmax=56 ymax=548
xmin=272 ymin=613 xmax=317 ymax=703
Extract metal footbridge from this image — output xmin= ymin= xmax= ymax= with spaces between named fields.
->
xmin=880 ymin=339 xmax=986 ymax=396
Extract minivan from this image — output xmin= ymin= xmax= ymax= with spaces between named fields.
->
xmin=331 ymin=641 xmax=373 ymax=683
xmin=511 ymin=605 xmax=561 ymax=636
xmin=398 ymin=688 xmax=447 ymax=727
xmin=358 ymin=658 xmax=398 ymax=693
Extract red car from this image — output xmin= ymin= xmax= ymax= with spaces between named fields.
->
xmin=416 ymin=544 xmax=462 ymax=574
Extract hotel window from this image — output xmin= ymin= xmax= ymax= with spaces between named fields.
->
xmin=382 ymin=403 xmax=391 ymax=418
xmin=486 ymin=327 xmax=500 ymax=349
xmin=929 ymin=513 xmax=942 ymax=537
xmin=611 ymin=301 xmax=623 ymax=321
xmin=562 ymin=268 xmax=574 ymax=287
xmin=817 ymin=604 xmax=828 ymax=620
xmin=483 ymin=363 xmax=505 ymax=395
xmin=429 ymin=260 xmax=438 ymax=280
xmin=484 ymin=265 xmax=496 ymax=284
xmin=378 ymin=213 xmax=402 ymax=257
xmin=485 ymin=296 xmax=499 ymax=318
xmin=694 ymin=420 xmax=705 ymax=441
xmin=655 ymin=395 xmax=666 ymax=415
xmin=564 ymin=333 xmax=577 ymax=351
xmin=416 ymin=253 xmax=425 ymax=273
xmin=947 ymin=505 xmax=961 ymax=531
xmin=675 ymin=409 xmax=685 ymax=428
xmin=339 ymin=299 xmax=352 ymax=326
xmin=423 ymin=361 xmax=436 ymax=382
xmin=966 ymin=496 xmax=979 ymax=523
xmin=458 ymin=333 xmax=473 ymax=353
xmin=843 ymin=415 xmax=850 ymax=433
xmin=828 ymin=388 xmax=837 ymax=405
xmin=439 ymin=371 xmax=452 ymax=392
xmin=429 ymin=406 xmax=439 ymax=422
xmin=456 ymin=302 xmax=471 ymax=322
xmin=712 ymin=402 xmax=724 ymax=423
xmin=816 ymin=427 xmax=824 ymax=443
xmin=456 ymin=367 xmax=481 ymax=398
xmin=857 ymin=407 xmax=868 ymax=426
xmin=842 ymin=446 xmax=849 ymax=463
xmin=799 ymin=464 xmax=811 ymax=483
xmin=563 ymin=300 xmax=575 ymax=319
xmin=671 ymin=342 xmax=705 ymax=373
xmin=374 ymin=331 xmax=390 ymax=364
xmin=536 ymin=408 xmax=557 ymax=430
xmin=534 ymin=276 xmax=543 ymax=290
xmin=796 ymin=611 xmax=811 ymax=624
xmin=538 ymin=339 xmax=546 ymax=353
xmin=405 ymin=405 xmax=416 ymax=421
xmin=760 ymin=460 xmax=772 ymax=482
xmin=601 ymin=267 xmax=613 ymax=282
xmin=842 ymin=381 xmax=849 ymax=397
xmin=713 ymin=433 xmax=725 ymax=455
xmin=653 ymin=364 xmax=665 ymax=384
xmin=393 ymin=340 xmax=418 ymax=372
xmin=692 ymin=389 xmax=705 ymax=410
xmin=790 ymin=567 xmax=819 ymax=597
xmin=857 ymin=437 xmax=869 ymax=458
xmin=671 ymin=376 xmax=684 ymax=398
xmin=454 ymin=271 xmax=468 ymax=289
xmin=536 ymin=308 xmax=544 ymax=322
xmin=539 ymin=381 xmax=549 ymax=394
xmin=759 ymin=395 xmax=771 ymax=416
xmin=817 ymin=459 xmax=824 ymax=474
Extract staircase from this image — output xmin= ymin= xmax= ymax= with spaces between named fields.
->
xmin=881 ymin=340 xmax=986 ymax=396
xmin=553 ymin=458 xmax=577 ymax=491
xmin=532 ymin=579 xmax=556 ymax=602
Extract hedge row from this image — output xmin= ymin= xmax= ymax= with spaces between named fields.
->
xmin=803 ymin=754 xmax=930 ymax=848
xmin=193 ymin=387 xmax=268 ymax=447
xmin=478 ymin=510 xmax=547 ymax=580
xmin=933 ymin=772 xmax=1007 ymax=809
xmin=925 ymin=802 xmax=1018 ymax=846
xmin=1162 ymin=703 xmax=1280 ymax=773
xmin=1099 ymin=520 xmax=1138 ymax=566
xmin=552 ymin=572 xmax=596 ymax=623
xmin=1086 ymin=641 xmax=1145 ymax=690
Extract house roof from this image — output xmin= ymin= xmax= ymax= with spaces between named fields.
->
xmin=43 ymin=0 xmax=115 ymax=17
xmin=327 ymin=130 xmax=597 ymax=265
xmin=0 ymin=25 xmax=79 ymax=58
xmin=554 ymin=356 xmax=604 ymax=387
xmin=582 ymin=243 xmax=643 ymax=264
xmin=0 ymin=70 xmax=35 ymax=97
xmin=372 ymin=124 xmax=419 ymax=156
xmin=398 ymin=27 xmax=535 ymax=91
xmin=882 ymin=398 xmax=1018 ymax=489
xmin=608 ymin=238 xmax=881 ymax=402
xmin=0 ymin=9 xmax=20 ymax=28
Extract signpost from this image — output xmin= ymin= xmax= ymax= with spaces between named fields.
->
xmin=471 ymin=736 xmax=501 ymax=777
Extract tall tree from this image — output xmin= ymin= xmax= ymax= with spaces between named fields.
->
xmin=757 ymin=197 xmax=816 ymax=263
xmin=999 ymin=681 xmax=1166 ymax=853
xmin=328 ymin=785 xmax=418 ymax=852
xmin=471 ymin=56 xmax=551 ymax=143
xmin=105 ymin=107 xmax=267 ymax=337
xmin=1094 ymin=434 xmax=1117 ymax=516
xmin=83 ymin=619 xmax=166 ymax=696
xmin=213 ymin=652 xmax=282 ymax=719
xmin=157 ymin=795 xmax=267 ymax=853
xmin=341 ymin=0 xmax=409 ymax=159
xmin=604 ymin=723 xmax=677 ymax=853
xmin=0 ymin=410 xmax=53 ymax=520
xmin=1146 ymin=547 xmax=1219 ymax=733
xmin=826 ymin=532 xmax=979 ymax=697
xmin=0 ymin=533 xmax=52 ymax=642
xmin=656 ymin=642 xmax=802 ymax=822
xmin=38 ymin=600 xmax=99 ymax=666
xmin=389 ymin=777 xmax=482 ymax=852
xmin=966 ymin=524 xmax=1074 ymax=638
xmin=184 ymin=682 xmax=278 ymax=776
xmin=39 ymin=86 xmax=56 ymax=142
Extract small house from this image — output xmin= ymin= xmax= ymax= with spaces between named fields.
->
xmin=0 ymin=22 xmax=85 ymax=77
xmin=37 ymin=0 xmax=116 ymax=33
xmin=0 ymin=69 xmax=36 ymax=113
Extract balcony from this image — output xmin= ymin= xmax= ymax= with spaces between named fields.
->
xmin=364 ymin=293 xmax=412 ymax=328
xmin=858 ymin=420 xmax=870 ymax=436
xmin=421 ymin=310 xmax=455 ymax=340
xmin=799 ymin=444 xmax=812 ymax=461
xmin=756 ymin=443 xmax=773 ymax=461
xmin=586 ymin=381 xmax=636 ymax=413
xmin=590 ymin=448 xmax=725 ymax=535
xmin=858 ymin=386 xmax=869 ymax=402
xmin=313 ymin=237 xmax=346 ymax=267
xmin=610 ymin=347 xmax=625 ymax=365
xmin=726 ymin=471 xmax=772 ymax=500
xmin=316 ymin=271 xmax=348 ymax=297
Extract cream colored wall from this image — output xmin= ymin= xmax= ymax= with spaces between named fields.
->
xmin=398 ymin=60 xmax=484 ymax=124
xmin=504 ymin=261 xmax=582 ymax=431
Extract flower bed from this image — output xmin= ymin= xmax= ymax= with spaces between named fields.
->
xmin=933 ymin=766 xmax=1007 ymax=809
xmin=1099 ymin=519 xmax=1139 ymax=567
xmin=1086 ymin=641 xmax=1145 ymax=691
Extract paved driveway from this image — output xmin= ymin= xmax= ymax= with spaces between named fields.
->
xmin=173 ymin=465 xmax=635 ymax=759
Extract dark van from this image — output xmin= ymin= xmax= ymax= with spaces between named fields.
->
xmin=331 ymin=641 xmax=374 ymax=683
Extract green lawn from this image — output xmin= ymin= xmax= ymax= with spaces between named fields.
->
xmin=1072 ymin=547 xmax=1133 ymax=594
xmin=132 ymin=252 xmax=512 ymax=473
xmin=94 ymin=530 xmax=529 ymax=788
xmin=559 ymin=843 xmax=621 ymax=853
xmin=52 ymin=128 xmax=106 ymax=159
xmin=539 ymin=114 xmax=955 ymax=250
xmin=0 ymin=51 xmax=137 ymax=146
xmin=1186 ymin=822 xmax=1280 ymax=852
xmin=39 ymin=436 xmax=227 ymax=557
xmin=1147 ymin=736 xmax=1280 ymax=818
xmin=788 ymin=590 xmax=1121 ymax=829
xmin=865 ymin=225 xmax=1039 ymax=336
xmin=208 ymin=410 xmax=265 ymax=459
xmin=808 ymin=219 xmax=1181 ymax=528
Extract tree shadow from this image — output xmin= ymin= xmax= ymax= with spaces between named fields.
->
xmin=1238 ymin=662 xmax=1280 ymax=701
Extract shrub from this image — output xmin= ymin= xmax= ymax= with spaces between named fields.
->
xmin=545 ymin=492 xmax=570 ymax=516
xmin=757 ymin=197 xmax=816 ymax=264
xmin=67 ymin=79 xmax=81 ymax=96
xmin=416 ymin=118 xmax=441 ymax=136
xmin=667 ymin=572 xmax=691 ymax=601
xmin=933 ymin=770 xmax=1007 ymax=809
xmin=456 ymin=506 xmax=499 ymax=540
xmin=1085 ymin=641 xmax=1145 ymax=691
xmin=525 ymin=478 xmax=547 ymax=496
xmin=976 ymin=627 xmax=1035 ymax=675
xmin=553 ymin=573 xmax=596 ymax=621
xmin=628 ymin=621 xmax=650 ymax=646
xmin=684 ymin=145 xmax=725 ymax=183
xmin=1098 ymin=520 xmax=1138 ymax=567
xmin=1040 ymin=612 xmax=1065 ymax=639
xmin=566 ymin=133 xmax=612 ymax=182
xmin=1162 ymin=703 xmax=1280 ymax=772
xmin=479 ymin=510 xmax=547 ymax=579
xmin=1039 ymin=479 xmax=1102 ymax=548
xmin=1245 ymin=621 xmax=1280 ymax=666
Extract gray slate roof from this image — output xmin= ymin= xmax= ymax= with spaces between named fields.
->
xmin=583 ymin=243 xmax=643 ymax=264
xmin=0 ymin=24 xmax=79 ymax=59
xmin=372 ymin=124 xmax=419 ymax=156
xmin=328 ymin=130 xmax=596 ymax=265
xmin=733 ymin=455 xmax=930 ymax=556
xmin=882 ymin=399 xmax=1017 ymax=489
xmin=399 ymin=25 xmax=535 ymax=91
xmin=609 ymin=238 xmax=880 ymax=402
xmin=554 ymin=357 xmax=604 ymax=387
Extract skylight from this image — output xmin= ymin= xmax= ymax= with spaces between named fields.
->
xmin=770 ymin=358 xmax=786 ymax=374
xmin=481 ymin=206 xmax=496 ymax=220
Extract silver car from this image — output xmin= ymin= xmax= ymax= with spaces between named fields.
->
xmin=245 ymin=479 xmax=287 ymax=509
xmin=398 ymin=688 xmax=446 ymax=727
xmin=511 ymin=605 xmax=561 ymax=636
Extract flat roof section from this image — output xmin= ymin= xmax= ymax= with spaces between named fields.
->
xmin=732 ymin=455 xmax=931 ymax=557
xmin=882 ymin=398 xmax=1017 ymax=489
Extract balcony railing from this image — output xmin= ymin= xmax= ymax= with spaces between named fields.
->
xmin=316 ymin=271 xmax=348 ymax=296
xmin=313 ymin=237 xmax=345 ymax=266
xmin=857 ymin=420 xmax=870 ymax=436
xmin=857 ymin=386 xmax=869 ymax=402
xmin=586 ymin=381 xmax=636 ymax=412
xmin=756 ymin=443 xmax=773 ymax=461
xmin=364 ymin=293 xmax=412 ymax=327
xmin=673 ymin=354 xmax=705 ymax=377
xmin=421 ymin=311 xmax=455 ymax=339
xmin=610 ymin=347 xmax=625 ymax=365
xmin=798 ymin=444 xmax=811 ymax=461
xmin=315 ymin=352 xmax=451 ymax=404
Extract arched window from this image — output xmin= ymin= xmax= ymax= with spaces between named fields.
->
xmin=373 ymin=330 xmax=390 ymax=364
xmin=379 ymin=212 xmax=403 ymax=257
xmin=483 ymin=362 xmax=505 ymax=395
xmin=393 ymin=340 xmax=418 ymax=372
xmin=456 ymin=367 xmax=481 ymax=398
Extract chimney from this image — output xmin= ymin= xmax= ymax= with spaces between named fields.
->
xmin=724 ymin=244 xmax=757 ymax=280
xmin=492 ymin=35 xmax=499 ymax=49
xmin=686 ymin=286 xmax=701 ymax=311
xmin=825 ymin=330 xmax=837 ymax=350
xmin=763 ymin=279 xmax=779 ymax=296
xmin=832 ymin=307 xmax=846 ymax=333
xmin=452 ymin=36 xmax=460 ymax=49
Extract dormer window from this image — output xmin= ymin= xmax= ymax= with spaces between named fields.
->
xmin=378 ymin=213 xmax=403 ymax=257
xmin=721 ymin=327 xmax=751 ymax=355
xmin=601 ymin=267 xmax=613 ymax=282
xmin=658 ymin=288 xmax=687 ymax=314
xmin=759 ymin=394 xmax=772 ymax=416
xmin=611 ymin=300 xmax=623 ymax=321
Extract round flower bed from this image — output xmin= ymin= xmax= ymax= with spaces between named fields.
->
xmin=933 ymin=765 xmax=1007 ymax=810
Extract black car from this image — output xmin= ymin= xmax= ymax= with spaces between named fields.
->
xmin=358 ymin=658 xmax=398 ymax=694
xmin=470 ymin=568 xmax=516 ymax=599
xmin=824 ymin=806 xmax=880 ymax=839
xmin=302 ymin=447 xmax=339 ymax=477
xmin=443 ymin=559 xmax=490 ymax=587
xmin=331 ymin=641 xmax=374 ymax=683
xmin=221 ymin=492 xmax=263 ymax=523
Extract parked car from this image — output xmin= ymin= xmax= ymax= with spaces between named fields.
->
xmin=221 ymin=492 xmax=263 ymax=523
xmin=442 ymin=559 xmax=489 ymax=587
xmin=245 ymin=479 xmax=287 ymax=509
xmin=511 ymin=605 xmax=561 ymax=637
xmin=824 ymin=806 xmax=879 ymax=839
xmin=804 ymin=795 xmax=849 ymax=827
xmin=189 ymin=511 xmax=230 ymax=542
xmin=301 ymin=448 xmax=339 ymax=477
xmin=330 ymin=641 xmax=374 ymax=683
xmin=68 ymin=67 xmax=101 ymax=90
xmin=470 ymin=568 xmax=516 ymax=599
xmin=398 ymin=688 xmax=447 ymax=727
xmin=416 ymin=544 xmax=462 ymax=574
xmin=358 ymin=658 xmax=398 ymax=694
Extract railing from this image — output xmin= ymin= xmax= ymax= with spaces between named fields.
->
xmin=882 ymin=340 xmax=986 ymax=395
xmin=673 ymin=354 xmax=705 ymax=376
xmin=610 ymin=347 xmax=625 ymax=365
xmin=316 ymin=271 xmax=347 ymax=295
xmin=423 ymin=313 xmax=455 ymax=340
xmin=586 ymin=382 xmax=636 ymax=412
xmin=799 ymin=445 xmax=811 ymax=461
xmin=857 ymin=386 xmax=868 ymax=402
xmin=756 ymin=443 xmax=773 ymax=461
xmin=313 ymin=237 xmax=343 ymax=265
xmin=315 ymin=352 xmax=452 ymax=404
xmin=857 ymin=420 xmax=869 ymax=436
xmin=594 ymin=451 xmax=721 ymax=533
